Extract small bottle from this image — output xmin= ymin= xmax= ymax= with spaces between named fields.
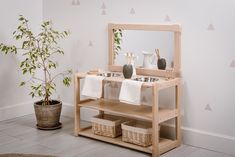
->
xmin=155 ymin=49 xmax=166 ymax=70
xmin=129 ymin=53 xmax=136 ymax=76
xmin=123 ymin=52 xmax=133 ymax=79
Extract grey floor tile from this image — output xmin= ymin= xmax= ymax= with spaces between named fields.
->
xmin=161 ymin=145 xmax=198 ymax=157
xmin=188 ymin=148 xmax=224 ymax=157
xmin=38 ymin=132 xmax=93 ymax=152
xmin=0 ymin=138 xmax=37 ymax=153
xmin=222 ymin=155 xmax=235 ymax=157
xmin=0 ymin=115 xmax=233 ymax=157
xmin=13 ymin=144 xmax=58 ymax=155
xmin=18 ymin=128 xmax=58 ymax=142
xmin=0 ymin=123 xmax=18 ymax=131
xmin=0 ymin=124 xmax=36 ymax=137
xmin=0 ymin=133 xmax=19 ymax=146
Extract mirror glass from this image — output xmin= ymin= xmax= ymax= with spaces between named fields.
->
xmin=114 ymin=30 xmax=174 ymax=68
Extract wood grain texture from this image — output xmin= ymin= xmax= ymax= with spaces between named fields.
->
xmin=152 ymin=84 xmax=159 ymax=157
xmin=74 ymin=75 xmax=80 ymax=136
xmin=79 ymin=99 xmax=178 ymax=123
xmin=78 ymin=127 xmax=177 ymax=155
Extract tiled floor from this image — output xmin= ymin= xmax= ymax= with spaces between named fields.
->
xmin=0 ymin=115 xmax=233 ymax=157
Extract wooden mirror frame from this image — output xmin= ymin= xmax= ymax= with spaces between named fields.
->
xmin=108 ymin=23 xmax=181 ymax=78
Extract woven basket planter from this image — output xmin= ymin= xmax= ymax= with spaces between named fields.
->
xmin=91 ymin=114 xmax=124 ymax=138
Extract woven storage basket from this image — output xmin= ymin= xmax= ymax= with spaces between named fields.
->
xmin=122 ymin=121 xmax=160 ymax=147
xmin=91 ymin=114 xmax=124 ymax=138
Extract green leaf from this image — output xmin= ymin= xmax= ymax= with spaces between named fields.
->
xmin=20 ymin=82 xmax=26 ymax=86
xmin=22 ymin=68 xmax=27 ymax=74
xmin=19 ymin=17 xmax=24 ymax=21
xmin=20 ymin=62 xmax=24 ymax=68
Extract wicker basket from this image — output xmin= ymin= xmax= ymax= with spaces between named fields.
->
xmin=91 ymin=114 xmax=124 ymax=138
xmin=122 ymin=121 xmax=160 ymax=147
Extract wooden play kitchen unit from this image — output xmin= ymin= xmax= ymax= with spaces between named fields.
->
xmin=74 ymin=24 xmax=181 ymax=157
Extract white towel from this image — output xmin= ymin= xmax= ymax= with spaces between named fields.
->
xmin=82 ymin=75 xmax=105 ymax=98
xmin=119 ymin=79 xmax=143 ymax=105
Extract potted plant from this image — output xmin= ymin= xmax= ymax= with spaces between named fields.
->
xmin=0 ymin=15 xmax=72 ymax=130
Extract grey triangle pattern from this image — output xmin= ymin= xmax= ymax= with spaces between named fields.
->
xmin=101 ymin=2 xmax=106 ymax=9
xmin=88 ymin=41 xmax=93 ymax=47
xmin=72 ymin=0 xmax=80 ymax=6
xmin=230 ymin=60 xmax=235 ymax=67
xmin=207 ymin=23 xmax=215 ymax=31
xmin=130 ymin=8 xmax=135 ymax=14
xmin=205 ymin=104 xmax=212 ymax=111
xmin=164 ymin=15 xmax=171 ymax=22
xmin=102 ymin=9 xmax=106 ymax=15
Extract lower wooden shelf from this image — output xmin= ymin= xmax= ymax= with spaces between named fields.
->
xmin=78 ymin=127 xmax=178 ymax=155
xmin=79 ymin=99 xmax=178 ymax=123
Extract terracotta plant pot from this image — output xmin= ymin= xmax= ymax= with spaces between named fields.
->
xmin=34 ymin=100 xmax=62 ymax=130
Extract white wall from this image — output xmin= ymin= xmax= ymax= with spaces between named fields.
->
xmin=0 ymin=0 xmax=43 ymax=119
xmin=42 ymin=0 xmax=235 ymax=154
xmin=0 ymin=0 xmax=235 ymax=154
xmin=115 ymin=30 xmax=174 ymax=67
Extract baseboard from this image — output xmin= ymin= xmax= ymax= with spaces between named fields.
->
xmin=61 ymin=102 xmax=74 ymax=118
xmin=2 ymin=102 xmax=235 ymax=155
xmin=0 ymin=101 xmax=96 ymax=122
xmin=62 ymin=102 xmax=98 ymax=121
xmin=0 ymin=101 xmax=34 ymax=121
xmin=182 ymin=126 xmax=235 ymax=155
xmin=161 ymin=124 xmax=235 ymax=155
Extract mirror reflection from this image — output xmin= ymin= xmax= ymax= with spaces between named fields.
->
xmin=114 ymin=30 xmax=174 ymax=69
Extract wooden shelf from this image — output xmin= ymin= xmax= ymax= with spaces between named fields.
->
xmin=76 ymin=73 xmax=181 ymax=90
xmin=75 ymin=68 xmax=182 ymax=156
xmin=79 ymin=127 xmax=178 ymax=155
xmin=79 ymin=99 xmax=178 ymax=123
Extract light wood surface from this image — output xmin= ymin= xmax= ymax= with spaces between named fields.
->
xmin=108 ymin=65 xmax=181 ymax=78
xmin=108 ymin=23 xmax=181 ymax=78
xmin=78 ymin=127 xmax=178 ymax=155
xmin=174 ymin=31 xmax=181 ymax=73
xmin=152 ymin=84 xmax=159 ymax=157
xmin=79 ymin=99 xmax=178 ymax=123
xmin=108 ymin=23 xmax=181 ymax=32
xmin=175 ymin=83 xmax=182 ymax=146
xmin=74 ymin=75 xmax=80 ymax=136
xmin=76 ymin=72 xmax=181 ymax=90
xmin=74 ymin=71 xmax=182 ymax=157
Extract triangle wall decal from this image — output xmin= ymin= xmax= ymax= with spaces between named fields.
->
xmin=102 ymin=10 xmax=106 ymax=15
xmin=88 ymin=41 xmax=93 ymax=47
xmin=205 ymin=104 xmax=212 ymax=111
xmin=207 ymin=23 xmax=215 ymax=31
xmin=130 ymin=8 xmax=135 ymax=14
xmin=230 ymin=60 xmax=235 ymax=67
xmin=164 ymin=15 xmax=171 ymax=22
xmin=72 ymin=0 xmax=80 ymax=5
xmin=101 ymin=2 xmax=106 ymax=9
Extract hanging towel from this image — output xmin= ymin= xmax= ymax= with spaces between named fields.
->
xmin=119 ymin=79 xmax=143 ymax=105
xmin=82 ymin=75 xmax=105 ymax=98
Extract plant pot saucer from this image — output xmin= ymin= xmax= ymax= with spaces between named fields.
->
xmin=36 ymin=122 xmax=62 ymax=130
